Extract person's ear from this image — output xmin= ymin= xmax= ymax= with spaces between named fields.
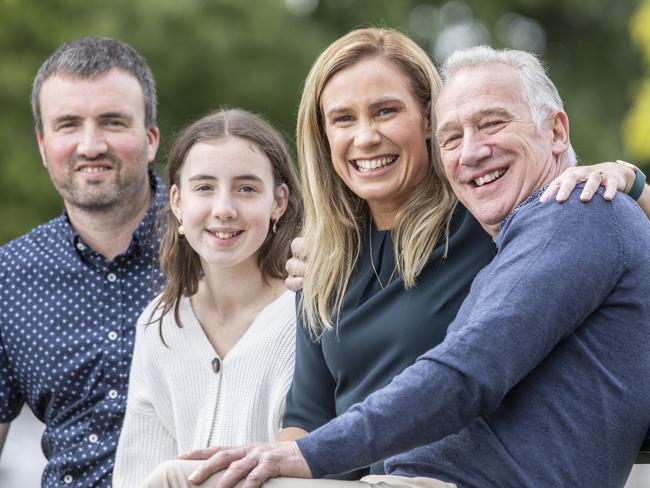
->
xmin=170 ymin=184 xmax=182 ymax=222
xmin=145 ymin=126 xmax=160 ymax=164
xmin=550 ymin=111 xmax=570 ymax=157
xmin=272 ymin=183 xmax=289 ymax=221
xmin=36 ymin=132 xmax=48 ymax=168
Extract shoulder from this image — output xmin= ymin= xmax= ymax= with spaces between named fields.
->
xmin=132 ymin=294 xmax=195 ymax=361
xmin=501 ymin=187 xmax=616 ymax=239
xmin=138 ymin=294 xmax=162 ymax=327
xmin=258 ymin=290 xmax=297 ymax=349
xmin=136 ymin=293 xmax=174 ymax=335
xmin=496 ymin=186 xmax=648 ymax=269
xmin=608 ymin=191 xmax=650 ymax=263
xmin=0 ymin=217 xmax=66 ymax=261
xmin=0 ymin=217 xmax=68 ymax=284
xmin=265 ymin=290 xmax=297 ymax=326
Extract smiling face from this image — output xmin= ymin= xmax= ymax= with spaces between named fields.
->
xmin=435 ymin=63 xmax=567 ymax=235
xmin=36 ymin=68 xmax=159 ymax=213
xmin=320 ymin=56 xmax=431 ymax=228
xmin=170 ymin=137 xmax=288 ymax=271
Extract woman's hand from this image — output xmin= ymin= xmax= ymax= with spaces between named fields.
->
xmin=540 ymin=161 xmax=636 ymax=203
xmin=285 ymin=238 xmax=306 ymax=292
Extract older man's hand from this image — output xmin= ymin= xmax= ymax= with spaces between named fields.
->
xmin=184 ymin=441 xmax=312 ymax=488
xmin=285 ymin=238 xmax=306 ymax=292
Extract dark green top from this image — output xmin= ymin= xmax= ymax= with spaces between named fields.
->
xmin=283 ymin=205 xmax=496 ymax=478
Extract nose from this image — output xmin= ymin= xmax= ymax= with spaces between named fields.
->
xmin=353 ymin=120 xmax=381 ymax=150
xmin=213 ymin=192 xmax=237 ymax=221
xmin=77 ymin=124 xmax=108 ymax=159
xmin=459 ymin=130 xmax=491 ymax=167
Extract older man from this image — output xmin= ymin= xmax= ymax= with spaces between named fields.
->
xmin=181 ymin=46 xmax=650 ymax=488
xmin=0 ymin=37 xmax=165 ymax=487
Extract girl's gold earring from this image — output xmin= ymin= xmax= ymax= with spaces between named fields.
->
xmin=272 ymin=219 xmax=278 ymax=235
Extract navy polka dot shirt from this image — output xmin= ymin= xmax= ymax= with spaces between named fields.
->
xmin=0 ymin=172 xmax=166 ymax=487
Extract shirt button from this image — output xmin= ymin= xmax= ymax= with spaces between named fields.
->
xmin=108 ymin=389 xmax=118 ymax=399
xmin=76 ymin=242 xmax=86 ymax=251
xmin=107 ymin=331 xmax=118 ymax=341
xmin=212 ymin=357 xmax=221 ymax=374
xmin=63 ymin=474 xmax=73 ymax=484
xmin=107 ymin=273 xmax=117 ymax=282
xmin=88 ymin=433 xmax=98 ymax=443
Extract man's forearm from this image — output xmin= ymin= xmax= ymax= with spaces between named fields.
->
xmin=276 ymin=427 xmax=309 ymax=442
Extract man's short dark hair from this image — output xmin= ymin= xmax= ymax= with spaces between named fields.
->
xmin=31 ymin=36 xmax=157 ymax=132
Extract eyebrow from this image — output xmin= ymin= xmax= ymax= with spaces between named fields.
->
xmin=52 ymin=111 xmax=132 ymax=124
xmin=99 ymin=111 xmax=133 ymax=120
xmin=476 ymin=108 xmax=513 ymax=120
xmin=52 ymin=115 xmax=82 ymax=125
xmin=436 ymin=108 xmax=513 ymax=137
xmin=187 ymin=174 xmax=265 ymax=183
xmin=324 ymin=96 xmax=404 ymax=117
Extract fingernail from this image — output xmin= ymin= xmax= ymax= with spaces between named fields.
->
xmin=189 ymin=471 xmax=199 ymax=482
xmin=539 ymin=195 xmax=547 ymax=202
xmin=557 ymin=191 xmax=566 ymax=200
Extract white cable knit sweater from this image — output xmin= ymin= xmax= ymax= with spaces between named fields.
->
xmin=112 ymin=290 xmax=296 ymax=488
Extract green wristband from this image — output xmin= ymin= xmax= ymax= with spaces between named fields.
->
xmin=628 ymin=166 xmax=646 ymax=201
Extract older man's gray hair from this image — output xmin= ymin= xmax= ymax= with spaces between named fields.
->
xmin=443 ymin=46 xmax=577 ymax=166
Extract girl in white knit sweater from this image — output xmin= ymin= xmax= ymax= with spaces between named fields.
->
xmin=112 ymin=109 xmax=302 ymax=487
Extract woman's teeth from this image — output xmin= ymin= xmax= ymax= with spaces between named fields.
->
xmin=355 ymin=156 xmax=397 ymax=173
xmin=213 ymin=231 xmax=239 ymax=239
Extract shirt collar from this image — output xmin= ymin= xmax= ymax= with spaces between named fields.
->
xmin=132 ymin=171 xmax=167 ymax=257
xmin=495 ymin=186 xmax=548 ymax=246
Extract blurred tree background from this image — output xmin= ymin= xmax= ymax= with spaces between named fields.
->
xmin=0 ymin=0 xmax=646 ymax=244
xmin=625 ymin=0 xmax=650 ymax=160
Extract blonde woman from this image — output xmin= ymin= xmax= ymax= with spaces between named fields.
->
xmin=278 ymin=28 xmax=496 ymax=480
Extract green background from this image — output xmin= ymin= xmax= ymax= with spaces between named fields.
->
xmin=1 ymin=0 xmax=647 ymax=244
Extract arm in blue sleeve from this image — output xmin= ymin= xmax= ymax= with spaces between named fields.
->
xmin=298 ymin=197 xmax=625 ymax=477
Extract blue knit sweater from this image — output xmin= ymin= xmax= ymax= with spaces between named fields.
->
xmin=297 ymin=188 xmax=650 ymax=488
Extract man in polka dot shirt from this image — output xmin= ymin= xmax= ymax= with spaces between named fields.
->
xmin=0 ymin=37 xmax=167 ymax=487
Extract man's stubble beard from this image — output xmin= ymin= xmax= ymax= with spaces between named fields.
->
xmin=52 ymin=148 xmax=150 ymax=216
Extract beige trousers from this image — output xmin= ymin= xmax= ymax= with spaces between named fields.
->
xmin=141 ymin=460 xmax=457 ymax=488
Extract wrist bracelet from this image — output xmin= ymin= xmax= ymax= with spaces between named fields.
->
xmin=616 ymin=160 xmax=646 ymax=201
xmin=628 ymin=166 xmax=646 ymax=201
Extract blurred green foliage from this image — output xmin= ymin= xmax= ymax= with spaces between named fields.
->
xmin=624 ymin=0 xmax=650 ymax=161
xmin=0 ymin=0 xmax=643 ymax=244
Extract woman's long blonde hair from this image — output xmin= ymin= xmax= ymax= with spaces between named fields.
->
xmin=297 ymin=27 xmax=457 ymax=337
